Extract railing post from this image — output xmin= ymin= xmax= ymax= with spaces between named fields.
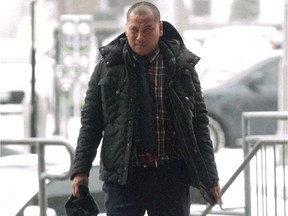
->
xmin=242 ymin=114 xmax=252 ymax=216
xmin=38 ymin=142 xmax=48 ymax=216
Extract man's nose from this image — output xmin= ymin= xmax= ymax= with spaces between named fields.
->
xmin=136 ymin=32 xmax=144 ymax=40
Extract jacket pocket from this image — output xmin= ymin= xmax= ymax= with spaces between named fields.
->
xmin=98 ymin=76 xmax=123 ymax=122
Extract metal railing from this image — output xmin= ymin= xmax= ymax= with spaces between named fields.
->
xmin=242 ymin=111 xmax=288 ymax=216
xmin=0 ymin=138 xmax=74 ymax=216
xmin=199 ymin=111 xmax=288 ymax=216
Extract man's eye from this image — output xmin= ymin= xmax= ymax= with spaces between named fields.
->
xmin=145 ymin=28 xmax=153 ymax=32
xmin=130 ymin=28 xmax=137 ymax=33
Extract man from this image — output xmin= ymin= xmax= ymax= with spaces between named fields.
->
xmin=71 ymin=2 xmax=220 ymax=216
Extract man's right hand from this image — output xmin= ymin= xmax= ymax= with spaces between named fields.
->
xmin=72 ymin=173 xmax=89 ymax=198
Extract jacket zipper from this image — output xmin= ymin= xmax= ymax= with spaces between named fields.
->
xmin=167 ymin=79 xmax=198 ymax=156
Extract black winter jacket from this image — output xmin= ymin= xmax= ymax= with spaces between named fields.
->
xmin=71 ymin=22 xmax=219 ymax=190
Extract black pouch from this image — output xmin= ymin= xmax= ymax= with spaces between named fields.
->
xmin=65 ymin=184 xmax=99 ymax=216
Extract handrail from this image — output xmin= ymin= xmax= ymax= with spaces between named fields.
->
xmin=200 ymin=111 xmax=288 ymax=216
xmin=0 ymin=138 xmax=75 ymax=216
xmin=242 ymin=111 xmax=288 ymax=216
xmin=200 ymin=136 xmax=288 ymax=216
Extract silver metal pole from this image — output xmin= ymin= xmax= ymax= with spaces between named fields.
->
xmin=38 ymin=142 xmax=47 ymax=216
xmin=174 ymin=0 xmax=185 ymax=37
xmin=279 ymin=0 xmax=288 ymax=129
xmin=30 ymin=0 xmax=37 ymax=145
xmin=242 ymin=115 xmax=252 ymax=216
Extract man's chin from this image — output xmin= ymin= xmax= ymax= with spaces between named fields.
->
xmin=133 ymin=48 xmax=149 ymax=57
xmin=131 ymin=45 xmax=145 ymax=53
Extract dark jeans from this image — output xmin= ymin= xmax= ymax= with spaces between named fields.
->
xmin=103 ymin=160 xmax=190 ymax=216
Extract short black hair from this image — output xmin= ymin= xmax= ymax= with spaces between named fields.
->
xmin=126 ymin=1 xmax=161 ymax=22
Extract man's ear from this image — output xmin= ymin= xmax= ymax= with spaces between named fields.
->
xmin=159 ymin=21 xmax=163 ymax=36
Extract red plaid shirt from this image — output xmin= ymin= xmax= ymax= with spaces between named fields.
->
xmin=134 ymin=49 xmax=182 ymax=166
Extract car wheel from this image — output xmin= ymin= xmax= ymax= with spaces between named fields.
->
xmin=208 ymin=115 xmax=226 ymax=152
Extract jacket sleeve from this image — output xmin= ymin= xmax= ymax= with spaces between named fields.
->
xmin=70 ymin=61 xmax=105 ymax=180
xmin=191 ymin=67 xmax=219 ymax=186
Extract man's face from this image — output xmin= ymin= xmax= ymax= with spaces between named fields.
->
xmin=125 ymin=12 xmax=163 ymax=56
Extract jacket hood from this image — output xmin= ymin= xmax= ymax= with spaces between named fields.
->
xmin=162 ymin=21 xmax=184 ymax=44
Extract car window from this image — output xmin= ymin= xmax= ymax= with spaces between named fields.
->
xmin=258 ymin=56 xmax=281 ymax=86
xmin=237 ymin=54 xmax=281 ymax=88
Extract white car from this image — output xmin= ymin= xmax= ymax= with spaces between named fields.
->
xmin=196 ymin=25 xmax=281 ymax=90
